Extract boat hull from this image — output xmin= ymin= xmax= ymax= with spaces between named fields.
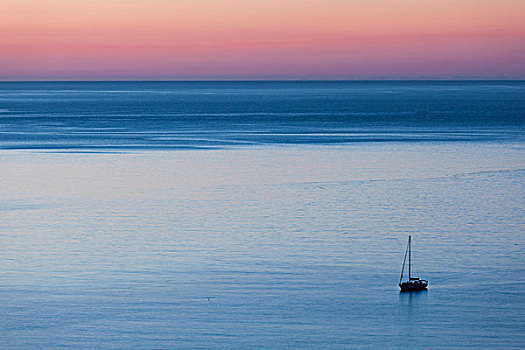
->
xmin=399 ymin=281 xmax=428 ymax=292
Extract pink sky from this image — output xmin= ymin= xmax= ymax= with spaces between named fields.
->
xmin=1 ymin=0 xmax=524 ymax=80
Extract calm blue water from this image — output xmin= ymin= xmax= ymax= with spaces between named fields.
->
xmin=0 ymin=82 xmax=524 ymax=349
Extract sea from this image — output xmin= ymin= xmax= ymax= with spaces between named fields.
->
xmin=0 ymin=81 xmax=524 ymax=349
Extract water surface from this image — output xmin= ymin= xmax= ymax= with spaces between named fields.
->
xmin=0 ymin=81 xmax=524 ymax=349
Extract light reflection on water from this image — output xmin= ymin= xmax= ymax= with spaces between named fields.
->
xmin=0 ymin=81 xmax=524 ymax=348
xmin=0 ymin=141 xmax=524 ymax=349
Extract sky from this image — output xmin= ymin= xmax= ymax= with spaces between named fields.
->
xmin=1 ymin=0 xmax=524 ymax=80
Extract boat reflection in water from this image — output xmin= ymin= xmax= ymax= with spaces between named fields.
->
xmin=399 ymin=236 xmax=428 ymax=292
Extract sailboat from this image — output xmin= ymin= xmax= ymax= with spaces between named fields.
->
xmin=399 ymin=235 xmax=428 ymax=292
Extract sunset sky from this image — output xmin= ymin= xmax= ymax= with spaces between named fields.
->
xmin=1 ymin=0 xmax=524 ymax=80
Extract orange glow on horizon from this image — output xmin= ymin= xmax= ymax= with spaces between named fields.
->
xmin=1 ymin=0 xmax=524 ymax=79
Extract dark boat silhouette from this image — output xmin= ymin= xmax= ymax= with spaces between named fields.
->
xmin=399 ymin=235 xmax=428 ymax=292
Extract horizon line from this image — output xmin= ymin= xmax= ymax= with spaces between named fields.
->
xmin=1 ymin=78 xmax=524 ymax=83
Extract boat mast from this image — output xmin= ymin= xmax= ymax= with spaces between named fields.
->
xmin=400 ymin=236 xmax=410 ymax=283
xmin=408 ymin=235 xmax=411 ymax=280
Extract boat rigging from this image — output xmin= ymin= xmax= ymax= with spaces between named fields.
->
xmin=399 ymin=235 xmax=428 ymax=292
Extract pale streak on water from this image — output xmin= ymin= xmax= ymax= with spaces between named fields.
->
xmin=0 ymin=82 xmax=524 ymax=349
